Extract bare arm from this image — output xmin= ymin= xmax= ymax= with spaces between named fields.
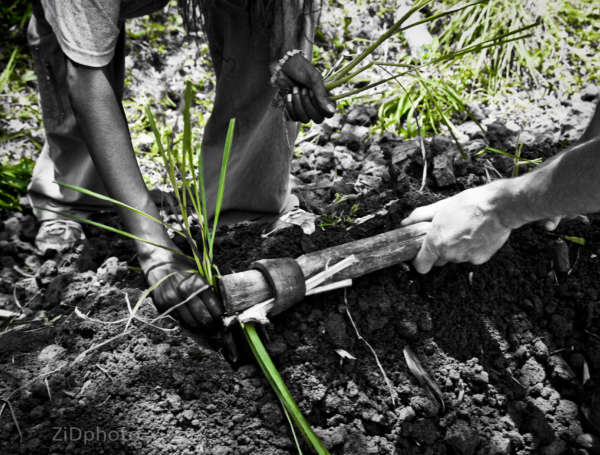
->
xmin=65 ymin=61 xmax=166 ymax=250
xmin=401 ymin=136 xmax=600 ymax=273
xmin=65 ymin=61 xmax=222 ymax=328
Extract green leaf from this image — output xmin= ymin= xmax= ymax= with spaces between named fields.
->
xmin=34 ymin=206 xmax=191 ymax=259
xmin=563 ymin=235 xmax=586 ymax=246
xmin=241 ymin=322 xmax=330 ymax=455
xmin=56 ymin=182 xmax=186 ymax=238
xmin=209 ymin=118 xmax=235 ymax=262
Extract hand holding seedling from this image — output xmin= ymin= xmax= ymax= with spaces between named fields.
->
xmin=273 ymin=52 xmax=336 ymax=124
xmin=142 ymin=250 xmax=224 ymax=331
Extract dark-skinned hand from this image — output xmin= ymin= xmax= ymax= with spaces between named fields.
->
xmin=273 ymin=52 xmax=336 ymax=124
xmin=143 ymin=252 xmax=223 ymax=330
xmin=142 ymin=251 xmax=242 ymax=363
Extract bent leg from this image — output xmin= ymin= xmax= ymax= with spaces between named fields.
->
xmin=27 ymin=10 xmax=125 ymax=220
xmin=201 ymin=1 xmax=320 ymax=219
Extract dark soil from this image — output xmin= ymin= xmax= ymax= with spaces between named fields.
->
xmin=2 ymin=107 xmax=600 ymax=454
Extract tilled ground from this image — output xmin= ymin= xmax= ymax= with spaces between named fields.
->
xmin=2 ymin=105 xmax=600 ymax=453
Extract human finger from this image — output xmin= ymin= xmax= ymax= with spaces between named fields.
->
xmin=291 ymin=86 xmax=310 ymax=123
xmin=401 ymin=202 xmax=440 ymax=226
xmin=300 ymin=88 xmax=324 ymax=123
xmin=284 ymin=93 xmax=294 ymax=120
xmin=308 ymin=89 xmax=331 ymax=121
xmin=178 ymin=275 xmax=216 ymax=328
xmin=175 ymin=304 xmax=199 ymax=329
xmin=413 ymin=235 xmax=439 ymax=274
xmin=300 ymin=61 xmax=335 ymax=116
xmin=200 ymin=288 xmax=224 ymax=321
xmin=543 ymin=216 xmax=562 ymax=231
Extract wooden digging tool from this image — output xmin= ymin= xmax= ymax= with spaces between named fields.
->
xmin=219 ymin=221 xmax=430 ymax=317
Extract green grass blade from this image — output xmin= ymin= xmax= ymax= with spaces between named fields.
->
xmin=56 ymin=182 xmax=186 ymax=238
xmin=282 ymin=406 xmax=304 ymax=455
xmin=0 ymin=48 xmax=18 ymax=93
xmin=242 ymin=322 xmax=330 ymax=455
xmin=209 ymin=118 xmax=235 ymax=261
xmin=330 ymin=0 xmax=434 ymax=81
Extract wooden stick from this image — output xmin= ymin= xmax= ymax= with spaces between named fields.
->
xmin=219 ymin=221 xmax=430 ymax=314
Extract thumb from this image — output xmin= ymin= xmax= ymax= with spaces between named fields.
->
xmin=307 ymin=67 xmax=336 ymax=116
xmin=412 ymin=235 xmax=439 ymax=274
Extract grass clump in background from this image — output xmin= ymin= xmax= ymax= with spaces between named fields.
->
xmin=0 ymin=157 xmax=33 ymax=211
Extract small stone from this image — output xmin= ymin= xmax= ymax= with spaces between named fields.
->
xmin=231 ymin=413 xmax=245 ymax=423
xmin=45 ymin=273 xmax=73 ymax=306
xmin=3 ymin=217 xmax=20 ymax=238
xmin=397 ymin=406 xmax=416 ymax=422
xmin=237 ymin=365 xmax=257 ymax=378
xmin=155 ymin=343 xmax=171 ymax=357
xmin=323 ymin=113 xmax=343 ymax=131
xmin=390 ymin=140 xmax=420 ymax=171
xmin=38 ymin=344 xmax=66 ymax=363
xmin=532 ymin=339 xmax=550 ymax=360
xmin=580 ymin=84 xmax=600 ymax=101
xmin=333 ymin=147 xmax=360 ymax=171
xmin=458 ymin=121 xmax=484 ymax=139
xmin=336 ymin=124 xmax=370 ymax=151
xmin=576 ymin=433 xmax=600 ymax=452
xmin=554 ymin=399 xmax=579 ymax=425
xmin=542 ymin=438 xmax=568 ymax=455
xmin=410 ymin=395 xmax=439 ymax=417
xmin=361 ymin=408 xmax=384 ymax=423
xmin=38 ymin=259 xmax=58 ymax=279
xmin=346 ymin=104 xmax=377 ymax=126
xmin=519 ymin=358 xmax=546 ymax=387
xmin=165 ymin=392 xmax=182 ymax=411
xmin=211 ymin=445 xmax=232 ymax=455
xmin=314 ymin=425 xmax=346 ymax=448
xmin=433 ymin=153 xmax=456 ymax=187
xmin=180 ymin=409 xmax=194 ymax=421
xmin=96 ymin=256 xmax=126 ymax=284
xmin=519 ymin=130 xmax=537 ymax=147
xmin=487 ymin=120 xmax=521 ymax=149
xmin=466 ymin=102 xmax=486 ymax=121
xmin=548 ymin=355 xmax=576 ymax=382
xmin=431 ymin=135 xmax=456 ymax=156
xmin=444 ymin=420 xmax=480 ymax=455
xmin=472 ymin=394 xmax=485 ymax=405
xmin=489 ymin=432 xmax=512 ymax=455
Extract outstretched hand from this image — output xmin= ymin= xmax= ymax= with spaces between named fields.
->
xmin=142 ymin=251 xmax=224 ymax=331
xmin=273 ymin=52 xmax=336 ymax=124
xmin=401 ymin=184 xmax=514 ymax=274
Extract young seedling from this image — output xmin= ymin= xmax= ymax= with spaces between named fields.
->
xmin=47 ymin=80 xmax=330 ymax=454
